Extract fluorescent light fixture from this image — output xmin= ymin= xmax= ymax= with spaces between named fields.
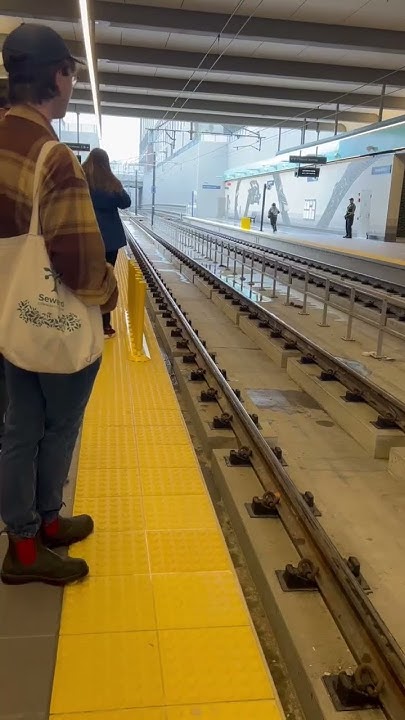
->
xmin=78 ymin=0 xmax=102 ymax=139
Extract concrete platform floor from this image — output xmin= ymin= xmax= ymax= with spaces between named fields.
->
xmin=0 ymin=448 xmax=79 ymax=719
xmin=137 ymin=231 xmax=405 ymax=655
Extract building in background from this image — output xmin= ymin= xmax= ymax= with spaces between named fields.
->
xmin=138 ymin=117 xmax=342 ymax=219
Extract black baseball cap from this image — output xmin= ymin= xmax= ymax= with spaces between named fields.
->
xmin=2 ymin=23 xmax=83 ymax=74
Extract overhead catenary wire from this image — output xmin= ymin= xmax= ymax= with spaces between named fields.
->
xmin=111 ymin=42 xmax=405 ymax=172
xmin=147 ymin=60 xmax=405 ymax=172
xmin=154 ymin=0 xmax=265 ymax=131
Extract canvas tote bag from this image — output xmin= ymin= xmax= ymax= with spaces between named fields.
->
xmin=0 ymin=140 xmax=104 ymax=374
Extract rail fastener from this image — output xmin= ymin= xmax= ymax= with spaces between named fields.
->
xmin=190 ymin=368 xmax=206 ymax=381
xmin=323 ymin=664 xmax=383 ymax=712
xmin=276 ymin=559 xmax=319 ymax=592
xmin=228 ymin=447 xmax=252 ymax=466
xmin=200 ymin=388 xmax=218 ymax=402
xmin=302 ymin=490 xmax=321 ymax=517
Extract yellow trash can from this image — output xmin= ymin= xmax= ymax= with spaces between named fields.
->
xmin=240 ymin=216 xmax=251 ymax=230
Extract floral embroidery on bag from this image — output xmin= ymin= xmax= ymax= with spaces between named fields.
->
xmin=17 ymin=300 xmax=82 ymax=332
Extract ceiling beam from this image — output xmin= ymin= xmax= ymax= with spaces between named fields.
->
xmin=68 ymin=102 xmax=347 ymax=132
xmin=67 ymin=41 xmax=405 ymax=87
xmin=2 ymin=0 xmax=405 ymax=54
xmin=0 ymin=3 xmax=402 ymax=87
xmin=72 ymin=88 xmax=378 ymax=124
xmin=92 ymin=71 xmax=405 ymax=112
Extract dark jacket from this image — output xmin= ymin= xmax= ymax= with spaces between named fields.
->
xmin=90 ymin=188 xmax=131 ymax=253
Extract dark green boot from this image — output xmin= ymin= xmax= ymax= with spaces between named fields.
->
xmin=41 ymin=514 xmax=94 ymax=548
xmin=1 ymin=536 xmax=89 ymax=586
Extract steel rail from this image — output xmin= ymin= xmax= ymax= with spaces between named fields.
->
xmin=125 ymin=219 xmax=405 ymax=719
xmin=166 ymin=214 xmax=405 ymax=307
xmin=126 ymin=216 xmax=405 ymax=431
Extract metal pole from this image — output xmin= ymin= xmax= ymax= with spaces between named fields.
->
xmin=334 ymin=104 xmax=339 ymax=136
xmin=135 ymin=170 xmax=138 ymax=215
xmin=378 ymin=84 xmax=386 ymax=123
xmin=277 ymin=126 xmax=282 ymax=152
xmin=220 ymin=241 xmax=224 ymax=267
xmin=260 ymin=182 xmax=267 ymax=232
xmin=342 ymin=287 xmax=356 ymax=342
xmin=151 ymin=151 xmax=156 ymax=227
xmin=301 ymin=120 xmax=306 ymax=146
xmin=249 ymin=253 xmax=255 ymax=287
xmin=285 ymin=266 xmax=292 ymax=306
xmin=191 ymin=190 xmax=195 ymax=217
xmin=76 ymin=111 xmax=80 ymax=143
xmin=299 ymin=271 xmax=310 ymax=315
xmin=259 ymin=254 xmax=266 ymax=290
xmin=241 ymin=249 xmax=246 ymax=290
xmin=318 ymin=279 xmax=330 ymax=327
xmin=376 ymin=299 xmax=387 ymax=358
xmin=271 ymin=261 xmax=278 ymax=298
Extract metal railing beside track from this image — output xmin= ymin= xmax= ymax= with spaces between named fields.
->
xmin=154 ymin=215 xmax=405 ymax=361
xmin=125 ymin=217 xmax=405 ymax=720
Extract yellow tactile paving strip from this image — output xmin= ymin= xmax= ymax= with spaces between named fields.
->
xmin=50 ymin=251 xmax=284 ymax=720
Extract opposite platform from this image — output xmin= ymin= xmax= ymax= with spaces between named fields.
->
xmin=49 ymin=250 xmax=284 ymax=720
xmin=187 ymin=216 xmax=405 ymax=269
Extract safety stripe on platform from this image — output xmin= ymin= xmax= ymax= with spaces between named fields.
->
xmin=49 ymin=250 xmax=284 ymax=720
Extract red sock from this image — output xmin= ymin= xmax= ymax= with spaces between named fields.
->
xmin=43 ymin=518 xmax=60 ymax=537
xmin=14 ymin=538 xmax=37 ymax=566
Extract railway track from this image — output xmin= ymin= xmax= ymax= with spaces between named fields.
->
xmin=156 ymin=213 xmax=405 ymax=319
xmin=127 ymin=215 xmax=405 ymax=431
xmin=125 ymin=217 xmax=405 ymax=720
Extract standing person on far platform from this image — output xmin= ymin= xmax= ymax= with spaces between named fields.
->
xmin=344 ymin=197 xmax=356 ymax=238
xmin=268 ymin=202 xmax=280 ymax=233
xmin=0 ymin=23 xmax=118 ymax=586
xmin=83 ymin=148 xmax=131 ymax=339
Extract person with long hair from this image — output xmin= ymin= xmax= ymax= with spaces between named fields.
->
xmin=83 ymin=148 xmax=131 ymax=338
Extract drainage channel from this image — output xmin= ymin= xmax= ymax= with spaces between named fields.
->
xmin=125 ymin=219 xmax=405 ymax=720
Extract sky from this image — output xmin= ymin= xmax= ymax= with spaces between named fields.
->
xmin=101 ymin=115 xmax=141 ymax=162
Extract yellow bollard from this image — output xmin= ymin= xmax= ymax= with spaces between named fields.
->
xmin=133 ymin=280 xmax=147 ymax=355
xmin=125 ymin=257 xmax=149 ymax=361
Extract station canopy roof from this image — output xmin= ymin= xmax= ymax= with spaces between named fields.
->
xmin=1 ymin=0 xmax=405 ymax=131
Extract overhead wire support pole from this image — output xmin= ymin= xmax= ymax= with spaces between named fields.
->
xmin=260 ymin=182 xmax=267 ymax=232
xmin=379 ymin=83 xmax=387 ymax=122
xmin=334 ymin=103 xmax=340 ymax=136
xmin=151 ymin=151 xmax=156 ymax=227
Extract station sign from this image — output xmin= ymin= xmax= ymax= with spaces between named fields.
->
xmin=65 ymin=142 xmax=91 ymax=152
xmin=289 ymin=154 xmax=327 ymax=165
xmin=202 ymin=183 xmax=221 ymax=190
xmin=295 ymin=167 xmax=320 ymax=178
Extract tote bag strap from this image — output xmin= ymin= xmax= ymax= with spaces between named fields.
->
xmin=29 ymin=140 xmax=60 ymax=236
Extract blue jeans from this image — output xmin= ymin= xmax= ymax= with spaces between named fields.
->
xmin=0 ymin=358 xmax=100 ymax=537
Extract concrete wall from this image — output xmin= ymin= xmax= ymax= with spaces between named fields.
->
xmin=224 ymin=153 xmax=395 ymax=240
xmin=141 ymin=140 xmax=228 ymax=219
